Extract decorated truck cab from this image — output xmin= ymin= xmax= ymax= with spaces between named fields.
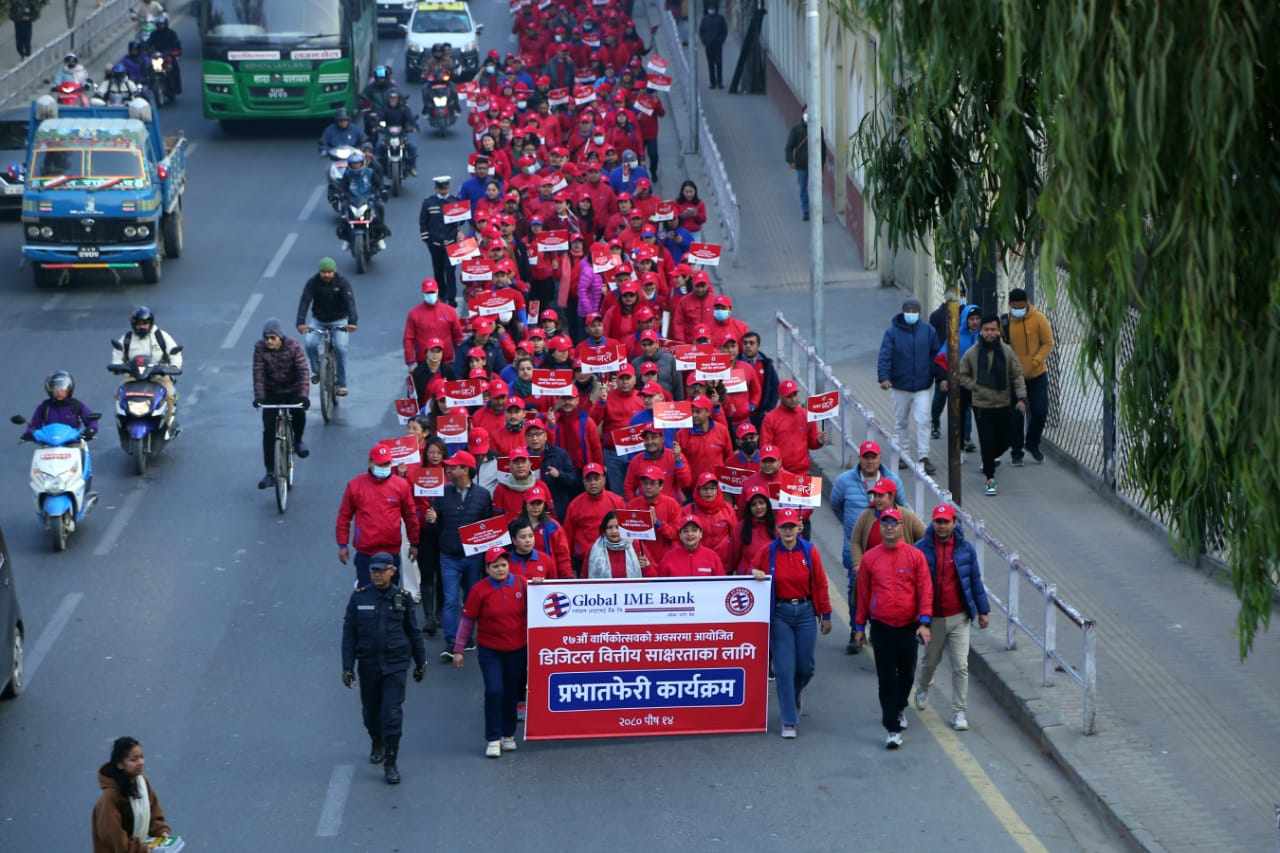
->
xmin=20 ymin=97 xmax=188 ymax=286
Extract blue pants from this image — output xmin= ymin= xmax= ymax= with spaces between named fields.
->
xmin=603 ymin=449 xmax=630 ymax=496
xmin=353 ymin=550 xmax=401 ymax=587
xmin=477 ymin=645 xmax=527 ymax=741
xmin=770 ymin=600 xmax=817 ymax=727
xmin=441 ymin=552 xmax=482 ymax=646
xmin=796 ymin=168 xmax=809 ymax=217
xmin=304 ymin=321 xmax=350 ymax=387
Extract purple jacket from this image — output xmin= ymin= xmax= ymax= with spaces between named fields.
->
xmin=24 ymin=398 xmax=99 ymax=440
xmin=577 ymin=259 xmax=604 ymax=317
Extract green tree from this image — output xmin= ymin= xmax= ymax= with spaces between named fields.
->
xmin=846 ymin=0 xmax=1279 ymax=657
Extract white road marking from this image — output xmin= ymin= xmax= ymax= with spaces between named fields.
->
xmin=315 ymin=764 xmax=355 ymax=837
xmin=263 ymin=232 xmax=298 ymax=279
xmin=185 ymin=384 xmax=207 ymax=408
xmin=299 ymin=183 xmax=326 ymax=221
xmin=41 ymin=293 xmax=66 ymax=311
xmin=92 ymin=483 xmax=148 ymax=557
xmin=23 ymin=592 xmax=83 ymax=686
xmin=221 ymin=292 xmax=264 ymax=350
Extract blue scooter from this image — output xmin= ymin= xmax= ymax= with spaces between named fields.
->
xmin=10 ymin=416 xmax=98 ymax=552
xmin=109 ymin=354 xmax=182 ymax=476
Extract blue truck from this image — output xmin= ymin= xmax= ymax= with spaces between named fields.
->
xmin=20 ymin=97 xmax=189 ymax=287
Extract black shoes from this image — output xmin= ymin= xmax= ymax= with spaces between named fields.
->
xmin=294 ymin=440 xmax=310 ymax=459
xmin=921 ymin=457 xmax=937 ymax=476
xmin=382 ymin=737 xmax=400 ymax=785
xmin=845 ymin=639 xmax=860 ymax=655
xmin=369 ymin=736 xmax=384 ymax=764
xmin=1029 ymin=447 xmax=1044 ymax=463
xmin=257 ymin=473 xmax=275 ymax=490
xmin=931 ymin=425 xmax=942 ymax=439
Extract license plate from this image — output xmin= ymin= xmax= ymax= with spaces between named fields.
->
xmin=2 ymin=184 xmax=22 ymax=195
xmin=377 ymin=15 xmax=397 ymax=22
xmin=78 ymin=246 xmax=100 ymax=259
xmin=267 ymin=87 xmax=288 ymax=99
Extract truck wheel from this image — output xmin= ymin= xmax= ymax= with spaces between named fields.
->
xmin=32 ymin=264 xmax=60 ymax=288
xmin=141 ymin=253 xmax=162 ymax=284
xmin=162 ymin=206 xmax=183 ymax=258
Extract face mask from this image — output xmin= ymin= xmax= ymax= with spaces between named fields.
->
xmin=801 ymin=111 xmax=808 ymax=122
xmin=1011 ymin=307 xmax=1028 ymax=319
xmin=525 ymin=165 xmax=537 ymax=174
xmin=423 ymin=293 xmax=438 ymax=305
xmin=713 ymin=309 xmax=730 ymax=322
xmin=593 ymin=134 xmax=605 ymax=144
xmin=516 ymin=100 xmax=527 ymax=109
xmin=485 ymin=65 xmax=496 ymax=74
xmin=498 ymin=310 xmax=514 ymax=323
xmin=903 ymin=312 xmax=920 ymax=325
xmin=371 ymin=465 xmax=392 ymax=480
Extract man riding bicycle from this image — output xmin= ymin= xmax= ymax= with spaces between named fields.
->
xmin=252 ymin=319 xmax=310 ymax=490
xmin=297 ymin=257 xmax=358 ymax=397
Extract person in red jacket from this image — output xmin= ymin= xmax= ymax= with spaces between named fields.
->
xmin=451 ymin=547 xmax=529 ymax=758
xmin=626 ymin=465 xmax=683 ymax=564
xmin=688 ymin=471 xmax=738 ymax=569
xmin=672 ymin=180 xmax=706 ymax=233
xmin=520 ymin=486 xmax=573 ymax=578
xmin=506 ymin=516 xmax=556 ymax=581
xmin=634 ymin=92 xmax=666 ymax=182
xmin=404 ymin=278 xmax=465 ymax=364
xmin=670 ymin=271 xmax=716 ymax=343
xmin=623 ymin=424 xmax=692 ymax=500
xmin=761 ymin=379 xmax=827 ymax=474
xmin=337 ymin=443 xmax=421 ymax=587
xmin=719 ymin=336 xmax=762 ymax=430
xmin=853 ymin=506 xmax=934 ymax=749
xmin=492 ymin=445 xmax=540 ymax=517
xmin=651 ymin=514 xmax=725 ymax=577
xmin=728 ymin=421 xmax=763 ymax=474
xmin=675 ymin=394 xmax=733 ymax=483
xmin=563 ymin=463 xmax=625 ymax=574
xmin=750 ymin=508 xmax=833 ymax=738
xmin=552 ymin=390 xmax=603 ymax=471
xmin=603 ymin=280 xmax=644 ymax=341
xmin=706 ymin=294 xmax=750 ymax=349
xmin=590 ymin=363 xmax=645 ymax=493
xmin=471 ymin=378 xmax=510 ymax=438
xmin=735 ymin=484 xmax=774 ymax=573
xmin=489 ymin=397 xmax=531 ymax=458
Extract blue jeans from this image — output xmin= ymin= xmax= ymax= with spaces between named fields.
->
xmin=477 ymin=645 xmax=527 ymax=741
xmin=441 ymin=552 xmax=482 ymax=647
xmin=770 ymin=600 xmax=817 ymax=727
xmin=305 ymin=321 xmax=350 ymax=387
xmin=353 ymin=550 xmax=401 ymax=587
xmin=603 ymin=449 xmax=630 ymax=496
xmin=796 ymin=168 xmax=809 ymax=217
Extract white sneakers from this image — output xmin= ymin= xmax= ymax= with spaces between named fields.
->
xmin=898 ymin=711 xmax=909 ymax=730
xmin=500 ymin=736 xmax=518 ymax=751
xmin=952 ymin=712 xmax=969 ymax=731
xmin=885 ymin=732 xmax=903 ymax=749
xmin=484 ymin=740 xmax=501 ymax=758
xmin=914 ymin=688 xmax=928 ymax=710
xmin=780 ymin=725 xmax=797 ymax=739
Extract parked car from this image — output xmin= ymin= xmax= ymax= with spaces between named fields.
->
xmin=0 ymin=527 xmax=24 ymax=700
xmin=0 ymin=111 xmax=28 ymax=214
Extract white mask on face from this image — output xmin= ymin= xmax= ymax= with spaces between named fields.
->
xmin=1010 ymin=307 xmax=1028 ymax=319
xmin=903 ymin=312 xmax=920 ymax=325
xmin=423 ymin=293 xmax=438 ymax=305
xmin=371 ymin=465 xmax=392 ymax=479
xmin=802 ymin=111 xmax=808 ymax=122
xmin=593 ymin=134 xmax=605 ymax=144
xmin=498 ymin=310 xmax=514 ymax=323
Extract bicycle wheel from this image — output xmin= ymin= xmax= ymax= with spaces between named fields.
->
xmin=320 ymin=345 xmax=335 ymax=424
xmin=274 ymin=416 xmax=290 ymax=514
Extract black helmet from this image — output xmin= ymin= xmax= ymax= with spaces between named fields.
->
xmin=387 ymin=88 xmax=401 ymax=102
xmin=45 ymin=370 xmax=75 ymax=398
xmin=127 ymin=40 xmax=142 ymax=55
xmin=334 ymin=107 xmax=349 ymax=121
xmin=131 ymin=306 xmax=155 ymax=334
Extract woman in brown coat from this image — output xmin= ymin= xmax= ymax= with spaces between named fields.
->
xmin=92 ymin=736 xmax=171 ymax=853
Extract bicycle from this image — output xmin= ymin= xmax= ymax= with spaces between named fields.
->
xmin=259 ymin=402 xmax=306 ymax=514
xmin=313 ymin=327 xmax=339 ymax=424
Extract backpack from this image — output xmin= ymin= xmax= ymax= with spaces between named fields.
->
xmin=118 ymin=328 xmax=172 ymax=364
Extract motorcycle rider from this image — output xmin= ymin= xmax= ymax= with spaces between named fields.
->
xmin=95 ymin=63 xmax=144 ymax=104
xmin=119 ymin=40 xmax=148 ymax=85
xmin=111 ymin=306 xmax=183 ymax=437
xmin=143 ymin=15 xmax=182 ymax=94
xmin=20 ymin=371 xmax=99 ymax=497
xmin=297 ymin=257 xmax=358 ymax=397
xmin=53 ymin=52 xmax=88 ymax=85
xmin=374 ymin=88 xmax=418 ymax=177
xmin=362 ymin=64 xmax=395 ymax=116
xmin=320 ymin=108 xmax=367 ymax=152
xmin=339 ymin=151 xmax=389 ymax=251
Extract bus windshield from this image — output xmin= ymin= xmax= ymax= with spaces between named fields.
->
xmin=203 ymin=0 xmax=343 ymax=43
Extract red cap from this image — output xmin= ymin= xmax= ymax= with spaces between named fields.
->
xmin=635 ymin=306 xmax=657 ymax=322
xmin=616 ymin=363 xmax=637 ymax=377
xmin=692 ymin=324 xmax=711 ymax=340
xmin=467 ymin=345 xmax=487 ymax=359
xmin=932 ymin=503 xmax=957 ymax=521
xmin=468 ymin=429 xmax=490 ymax=454
xmin=505 ymin=396 xmax=526 ymax=410
xmin=776 ymin=508 xmax=803 ymax=526
xmin=420 ymin=277 xmax=439 ymax=293
xmin=488 ymin=379 xmax=509 ymax=396
xmin=526 ymin=328 xmax=547 ymax=341
xmin=484 ymin=546 xmax=508 ymax=565
xmin=713 ymin=294 xmax=732 ymax=308
xmin=468 ymin=368 xmax=489 ymax=380
xmin=639 ymin=329 xmax=660 ymax=343
xmin=869 ymin=479 xmax=898 ymax=495
xmin=583 ymin=463 xmax=606 ymax=477
xmin=474 ymin=317 xmax=496 ymax=334
xmin=779 ymin=379 xmax=799 ymax=397
xmin=549 ymin=335 xmax=573 ymax=352
xmin=678 ymin=513 xmax=703 ymax=530
xmin=585 ymin=311 xmax=604 ymax=324
xmin=692 ymin=271 xmax=711 ymax=286
xmin=524 ymin=483 xmax=551 ymax=503
xmin=524 ymin=418 xmax=547 ymax=432
xmin=640 ymin=464 xmax=665 ymax=481
xmin=690 ymin=395 xmax=713 ymax=410
xmin=369 ymin=443 xmax=394 ymax=465
xmin=425 ymin=337 xmax=445 ymax=351
xmin=760 ymin=444 xmax=781 ymax=461
xmin=696 ymin=471 xmax=719 ymax=488
xmin=736 ymin=421 xmax=758 ymax=438
xmin=640 ymin=361 xmax=659 ymax=374
xmin=541 ymin=308 xmax=559 ymax=321
xmin=445 ymin=450 xmax=477 ymax=468
xmin=859 ymin=440 xmax=881 ymax=457
xmin=640 ymin=382 xmax=664 ymax=396
xmin=743 ymin=483 xmax=769 ymax=503
xmin=619 ymin=280 xmax=641 ymax=295
xmin=508 ymin=445 xmax=531 ymax=460
xmin=880 ymin=507 xmax=904 ymax=522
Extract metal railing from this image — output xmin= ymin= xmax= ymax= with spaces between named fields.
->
xmin=653 ymin=5 xmax=742 ymax=251
xmin=774 ymin=311 xmax=1098 ymax=734
xmin=0 ymin=0 xmax=133 ymax=110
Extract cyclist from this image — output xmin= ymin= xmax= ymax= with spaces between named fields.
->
xmin=296 ymin=257 xmax=358 ymax=397
xmin=111 ymin=306 xmax=183 ymax=437
xmin=252 ymin=319 xmax=310 ymax=490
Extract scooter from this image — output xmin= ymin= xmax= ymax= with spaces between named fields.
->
xmin=52 ymin=79 xmax=92 ymax=106
xmin=424 ymin=80 xmax=457 ymax=135
xmin=325 ymin=145 xmax=355 ymax=214
xmin=10 ymin=416 xmax=99 ymax=552
xmin=378 ymin=121 xmax=406 ymax=197
xmin=338 ymin=180 xmax=385 ymax=274
xmin=109 ymin=354 xmax=182 ymax=476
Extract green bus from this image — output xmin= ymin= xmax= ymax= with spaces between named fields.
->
xmin=199 ymin=0 xmax=377 ymax=122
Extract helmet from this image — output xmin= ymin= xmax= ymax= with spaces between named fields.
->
xmin=431 ymin=43 xmax=445 ymax=58
xmin=127 ymin=40 xmax=142 ymax=55
xmin=334 ymin=107 xmax=349 ymax=121
xmin=110 ymin=62 xmax=127 ymax=78
xmin=347 ymin=151 xmax=366 ymax=166
xmin=45 ymin=370 xmax=75 ymax=399
xmin=130 ymin=305 xmax=155 ymax=334
xmin=387 ymin=88 xmax=401 ymax=102
xmin=64 ymin=51 xmax=78 ymax=66
xmin=373 ymin=65 xmax=389 ymax=81
xmin=154 ymin=14 xmax=168 ymax=27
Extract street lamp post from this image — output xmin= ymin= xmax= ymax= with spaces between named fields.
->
xmin=805 ymin=0 xmax=823 ymax=354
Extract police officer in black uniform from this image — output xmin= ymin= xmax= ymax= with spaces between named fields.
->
xmin=419 ymin=175 xmax=461 ymax=306
xmin=342 ymin=552 xmax=427 ymax=785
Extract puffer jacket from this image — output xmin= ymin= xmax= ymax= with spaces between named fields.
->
xmin=877 ymin=313 xmax=940 ymax=392
xmin=253 ymin=335 xmax=309 ymax=400
xmin=915 ymin=524 xmax=990 ymax=619
xmin=829 ymin=466 xmax=904 ymax=570
xmin=335 ymin=472 xmax=420 ymax=553
xmin=1002 ymin=305 xmax=1054 ymax=379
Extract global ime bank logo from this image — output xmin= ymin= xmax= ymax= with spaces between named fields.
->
xmin=542 ymin=592 xmax=572 ymax=619
xmin=724 ymin=587 xmax=755 ymax=616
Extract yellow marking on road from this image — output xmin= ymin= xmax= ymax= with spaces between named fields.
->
xmin=823 ymin=573 xmax=1050 ymax=853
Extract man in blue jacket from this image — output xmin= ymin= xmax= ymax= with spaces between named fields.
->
xmin=913 ymin=504 xmax=990 ymax=731
xmin=877 ymin=296 xmax=941 ymax=475
xmin=829 ymin=439 xmax=904 ymax=654
xmin=423 ymin=450 xmax=494 ymax=661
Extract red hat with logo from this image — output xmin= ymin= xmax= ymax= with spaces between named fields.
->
xmin=640 ymin=382 xmax=664 ymax=396
xmin=713 ymin=294 xmax=732 ymax=308
xmin=506 ymin=396 xmax=527 ymax=410
xmin=524 ymin=482 xmax=552 ymax=504
xmin=640 ymin=464 xmax=666 ymax=481
xmin=880 ymin=507 xmax=904 ymax=522
xmin=639 ymin=329 xmax=660 ymax=343
xmin=736 ymin=421 xmax=758 ymax=438
xmin=640 ymin=361 xmax=659 ymax=374
xmin=859 ymin=440 xmax=881 ymax=457
xmin=488 ymin=379 xmax=509 ymax=397
xmin=509 ymin=445 xmax=531 ymax=460
xmin=690 ymin=394 xmax=713 ymax=410
xmin=678 ymin=512 xmax=703 ymax=530
xmin=696 ymin=471 xmax=719 ymax=488
xmin=445 ymin=450 xmax=477 ymax=469
xmin=776 ymin=508 xmax=803 ymax=526
xmin=369 ymin=443 xmax=394 ymax=465
xmin=473 ymin=317 xmax=496 ymax=335
xmin=420 ymin=277 xmax=439 ymax=293
xmin=524 ymin=418 xmax=547 ymax=433
xmin=869 ymin=479 xmax=898 ymax=495
xmin=760 ymin=444 xmax=781 ymax=461
xmin=692 ymin=324 xmax=711 ymax=341
xmin=484 ymin=546 xmax=508 ymax=565
xmin=779 ymin=379 xmax=799 ymax=397
xmin=583 ymin=462 xmax=606 ymax=477
xmin=932 ymin=503 xmax=957 ymax=521
xmin=425 ymin=337 xmax=445 ymax=351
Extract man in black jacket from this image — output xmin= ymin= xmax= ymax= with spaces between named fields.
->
xmin=783 ymin=106 xmax=828 ymax=221
xmin=451 ymin=317 xmax=509 ymax=376
xmin=740 ymin=331 xmax=780 ymax=428
xmin=698 ymin=5 xmax=729 ymax=90
xmin=297 ymin=257 xmax=358 ymax=396
xmin=419 ymin=176 xmax=461 ymax=305
xmin=522 ymin=418 xmax=579 ymax=520
xmin=424 ymin=450 xmax=494 ymax=660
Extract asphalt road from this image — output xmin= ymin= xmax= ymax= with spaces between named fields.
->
xmin=0 ymin=10 xmax=1124 ymax=852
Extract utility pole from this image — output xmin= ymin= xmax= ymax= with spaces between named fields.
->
xmin=946 ymin=286 xmax=963 ymax=503
xmin=805 ymin=0 xmax=823 ymax=354
xmin=688 ymin=0 xmax=700 ymax=155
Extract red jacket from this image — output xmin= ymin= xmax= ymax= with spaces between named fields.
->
xmin=854 ymin=542 xmax=933 ymax=630
xmin=735 ymin=515 xmax=773 ymax=574
xmin=335 ymin=472 xmax=420 ymax=553
xmin=672 ymin=198 xmax=706 ymax=232
xmin=531 ymin=517 xmax=573 ymax=578
xmin=650 ymin=544 xmax=725 ymax=578
xmin=564 ymin=490 xmax=626 ymax=560
xmin=761 ymin=404 xmax=822 ymax=475
xmin=553 ymin=407 xmax=604 ymax=471
xmin=675 ymin=421 xmax=733 ymax=483
xmin=508 ymin=548 xmax=555 ymax=581
xmin=633 ymin=95 xmax=665 ymax=142
xmin=623 ymin=448 xmax=692 ymax=501
xmin=706 ymin=316 xmax=750 ymax=349
xmin=627 ymin=493 xmax=683 ymax=564
xmin=671 ymin=290 xmax=716 ymax=343
xmin=753 ymin=539 xmax=833 ymax=617
xmin=488 ymin=423 xmax=528 ymax=458
xmin=603 ymin=305 xmax=641 ymax=342
xmin=471 ymin=404 xmax=506 ymax=440
xmin=403 ymin=302 xmax=464 ymax=364
xmin=492 ymin=481 xmax=539 ymax=519
xmin=689 ymin=493 xmax=738 ymax=570
xmin=590 ymin=387 xmax=645 ymax=436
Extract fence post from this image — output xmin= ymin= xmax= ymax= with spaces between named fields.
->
xmin=806 ymin=350 xmax=817 ymax=395
xmin=1042 ymin=583 xmax=1057 ymax=687
xmin=1102 ymin=338 xmax=1118 ymax=491
xmin=913 ymin=475 xmax=925 ymax=517
xmin=774 ymin=316 xmax=785 ymax=373
xmin=838 ymin=384 xmax=849 ymax=469
xmin=1082 ymin=620 xmax=1097 ymax=734
xmin=1006 ymin=555 xmax=1019 ymax=650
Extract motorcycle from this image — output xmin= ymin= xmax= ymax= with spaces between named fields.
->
xmin=146 ymin=51 xmax=180 ymax=106
xmin=423 ymin=80 xmax=457 ymax=135
xmin=52 ymin=79 xmax=92 ymax=106
xmin=325 ymin=145 xmax=355 ymax=213
xmin=378 ymin=121 xmax=406 ymax=197
xmin=108 ymin=354 xmax=183 ymax=476
xmin=9 ymin=416 xmax=99 ymax=552
xmin=337 ymin=180 xmax=384 ymax=274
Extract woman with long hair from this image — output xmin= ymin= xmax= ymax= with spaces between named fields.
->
xmin=672 ymin=179 xmax=707 ymax=234
xmin=586 ymin=511 xmax=648 ymax=578
xmin=736 ymin=484 xmax=776 ymax=574
xmin=92 ymin=737 xmax=171 ymax=852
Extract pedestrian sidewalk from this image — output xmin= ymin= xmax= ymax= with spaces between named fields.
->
xmin=655 ymin=15 xmax=1280 ymax=853
xmin=1 ymin=1 xmax=92 ymax=70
